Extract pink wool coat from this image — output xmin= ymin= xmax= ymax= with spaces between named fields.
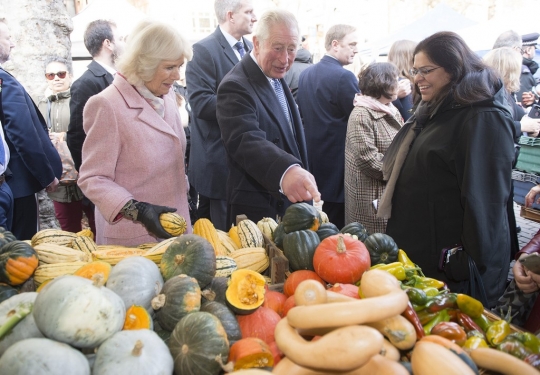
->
xmin=78 ymin=75 xmax=192 ymax=245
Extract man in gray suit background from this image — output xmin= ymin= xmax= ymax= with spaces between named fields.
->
xmin=186 ymin=0 xmax=257 ymax=230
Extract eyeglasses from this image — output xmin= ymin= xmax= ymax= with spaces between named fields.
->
xmin=409 ymin=66 xmax=442 ymax=78
xmin=45 ymin=71 xmax=67 ymax=80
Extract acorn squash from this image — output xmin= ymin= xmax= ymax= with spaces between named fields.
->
xmin=201 ymin=277 xmax=229 ymax=305
xmin=226 ymin=269 xmax=266 ymax=315
xmin=340 ymin=222 xmax=369 ymax=242
xmin=316 ymin=223 xmax=340 ymax=242
xmin=364 ymin=233 xmax=399 ymax=265
xmin=281 ymin=203 xmax=321 ymax=233
xmin=282 ymin=229 xmax=320 ymax=272
xmin=201 ymin=300 xmax=242 ymax=346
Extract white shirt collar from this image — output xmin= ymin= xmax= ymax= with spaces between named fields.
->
xmin=94 ymin=60 xmax=117 ymax=76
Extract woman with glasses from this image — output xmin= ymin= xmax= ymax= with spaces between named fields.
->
xmin=34 ymin=56 xmax=96 ymax=234
xmin=378 ymin=32 xmax=516 ymax=307
xmin=345 ymin=62 xmax=403 ymax=234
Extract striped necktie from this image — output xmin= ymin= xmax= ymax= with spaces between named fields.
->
xmin=234 ymin=41 xmax=245 ymax=58
xmin=272 ymin=79 xmax=291 ymax=125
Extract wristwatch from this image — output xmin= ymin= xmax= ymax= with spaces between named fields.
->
xmin=121 ymin=199 xmax=139 ymax=221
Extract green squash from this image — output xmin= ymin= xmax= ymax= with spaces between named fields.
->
xmin=201 ymin=301 xmax=242 ymax=346
xmin=160 ymin=234 xmax=216 ymax=288
xmin=316 ymin=223 xmax=340 ymax=242
xmin=0 ymin=283 xmax=17 ymax=304
xmin=282 ymin=229 xmax=320 ymax=272
xmin=273 ymin=223 xmax=285 ymax=248
xmin=152 ymin=274 xmax=201 ymax=331
xmin=281 ymin=203 xmax=321 ymax=234
xmin=364 ymin=233 xmax=399 ymax=265
xmin=168 ymin=311 xmax=229 ymax=375
xmin=0 ymin=241 xmax=39 ymax=286
xmin=0 ymin=228 xmax=16 ymax=248
xmin=340 ymin=222 xmax=369 ymax=242
xmin=201 ymin=277 xmax=229 ymax=305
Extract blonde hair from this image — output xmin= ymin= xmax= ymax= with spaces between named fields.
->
xmin=483 ymin=47 xmax=522 ymax=93
xmin=255 ymin=9 xmax=299 ymax=44
xmin=388 ymin=40 xmax=417 ymax=81
xmin=324 ymin=24 xmax=356 ymax=51
xmin=116 ymin=21 xmax=192 ymax=86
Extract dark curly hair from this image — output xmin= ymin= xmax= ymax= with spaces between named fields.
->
xmin=358 ymin=62 xmax=399 ymax=100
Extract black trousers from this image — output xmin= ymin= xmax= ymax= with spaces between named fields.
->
xmin=12 ymin=194 xmax=38 ymax=240
xmin=322 ymin=201 xmax=345 ymax=230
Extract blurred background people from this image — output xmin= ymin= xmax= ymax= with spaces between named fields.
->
xmin=345 ymin=62 xmax=403 ymax=234
xmin=284 ymin=36 xmax=312 ymax=103
xmin=518 ymin=32 xmax=539 ymax=107
xmin=78 ymin=21 xmax=193 ymax=245
xmin=387 ymin=39 xmax=417 ymax=121
xmin=34 ymin=56 xmax=96 ymax=234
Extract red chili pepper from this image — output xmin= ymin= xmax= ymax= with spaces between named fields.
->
xmin=457 ymin=311 xmax=485 ymax=336
xmin=402 ymin=301 xmax=425 ymax=340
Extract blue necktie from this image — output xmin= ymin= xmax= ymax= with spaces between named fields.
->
xmin=0 ymin=128 xmax=5 ymax=168
xmin=272 ymin=79 xmax=291 ymax=125
xmin=235 ymin=41 xmax=245 ymax=58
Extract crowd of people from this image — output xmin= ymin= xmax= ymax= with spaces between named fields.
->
xmin=1 ymin=1 xmax=540 ymax=330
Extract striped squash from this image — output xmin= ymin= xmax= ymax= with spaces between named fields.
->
xmin=230 ymin=247 xmax=269 ymax=273
xmin=145 ymin=237 xmax=176 ymax=255
xmin=33 ymin=262 xmax=88 ymax=287
xmin=92 ymin=248 xmax=162 ymax=265
xmin=238 ymin=220 xmax=264 ymax=248
xmin=34 ymin=243 xmax=91 ymax=264
xmin=257 ymin=217 xmax=278 ymax=241
xmin=31 ymin=229 xmax=78 ymax=248
xmin=137 ymin=242 xmax=158 ymax=250
xmin=76 ymin=228 xmax=94 ymax=240
xmin=228 ymin=225 xmax=242 ymax=248
xmin=215 ymin=256 xmax=237 ymax=278
xmin=96 ymin=245 xmax=127 ymax=251
xmin=216 ymin=230 xmax=239 ymax=256
xmin=159 ymin=212 xmax=188 ymax=237
xmin=70 ymin=235 xmax=97 ymax=257
xmin=193 ymin=218 xmax=227 ymax=256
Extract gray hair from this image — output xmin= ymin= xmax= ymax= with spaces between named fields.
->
xmin=325 ymin=24 xmax=356 ymax=51
xmin=116 ymin=21 xmax=192 ymax=86
xmin=214 ymin=0 xmax=244 ymax=24
xmin=44 ymin=56 xmax=73 ymax=75
xmin=254 ymin=9 xmax=299 ymax=43
xmin=493 ymin=30 xmax=522 ymax=50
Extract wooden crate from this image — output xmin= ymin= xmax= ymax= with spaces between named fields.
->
xmin=520 ymin=206 xmax=540 ymax=224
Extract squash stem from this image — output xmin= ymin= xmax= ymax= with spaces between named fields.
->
xmin=132 ymin=340 xmax=144 ymax=357
xmin=337 ymin=235 xmax=346 ymax=253
xmin=0 ymin=302 xmax=33 ymax=340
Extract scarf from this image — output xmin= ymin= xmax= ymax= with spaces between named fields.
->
xmin=376 ymin=101 xmax=433 ymax=219
xmin=133 ymin=82 xmax=165 ymax=118
xmin=353 ymin=94 xmax=400 ymax=118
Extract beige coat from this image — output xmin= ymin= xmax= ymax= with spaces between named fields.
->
xmin=78 ymin=75 xmax=192 ymax=245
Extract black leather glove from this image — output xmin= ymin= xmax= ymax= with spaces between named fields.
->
xmin=122 ymin=200 xmax=176 ymax=239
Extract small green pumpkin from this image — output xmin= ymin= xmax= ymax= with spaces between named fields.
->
xmin=282 ymin=229 xmax=320 ymax=272
xmin=160 ymin=234 xmax=216 ymax=288
xmin=201 ymin=301 xmax=242 ymax=346
xmin=273 ymin=223 xmax=285 ymax=248
xmin=201 ymin=277 xmax=229 ymax=305
xmin=168 ymin=311 xmax=229 ymax=375
xmin=281 ymin=203 xmax=321 ymax=234
xmin=0 ymin=283 xmax=17 ymax=304
xmin=0 ymin=241 xmax=39 ymax=286
xmin=363 ymin=233 xmax=399 ymax=265
xmin=316 ymin=223 xmax=340 ymax=242
xmin=0 ymin=228 xmax=16 ymax=248
xmin=340 ymin=222 xmax=369 ymax=242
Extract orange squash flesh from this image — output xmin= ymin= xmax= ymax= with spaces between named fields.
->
xmin=123 ymin=305 xmax=153 ymax=330
xmin=73 ymin=261 xmax=112 ymax=283
xmin=229 ymin=337 xmax=274 ymax=370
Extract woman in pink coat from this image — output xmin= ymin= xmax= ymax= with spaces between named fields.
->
xmin=78 ymin=21 xmax=193 ymax=245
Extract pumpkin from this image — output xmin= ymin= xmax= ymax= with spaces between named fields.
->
xmin=0 ymin=292 xmax=43 ymax=356
xmin=238 ymin=220 xmax=264 ymax=248
xmin=227 ymin=337 xmax=274 ymax=371
xmin=283 ymin=270 xmax=325 ymax=297
xmin=153 ymin=320 xmax=172 ymax=345
xmin=159 ymin=212 xmax=188 ymax=236
xmin=269 ymin=341 xmax=284 ymax=366
xmin=312 ymin=234 xmax=371 ymax=284
xmin=93 ymin=329 xmax=173 ymax=375
xmin=0 ymin=228 xmax=16 ymax=247
xmin=340 ymin=222 xmax=369 ymax=242
xmin=0 ymin=283 xmax=17 ymax=304
xmin=73 ymin=261 xmax=112 ymax=283
xmin=230 ymin=247 xmax=269 ymax=273
xmin=201 ymin=301 xmax=242 ymax=346
xmin=226 ymin=269 xmax=266 ymax=315
xmin=0 ymin=241 xmax=39 ymax=286
xmin=273 ymin=223 xmax=285 ymax=248
xmin=123 ymin=305 xmax=153 ymax=330
xmin=193 ymin=218 xmax=227 ymax=256
xmin=106 ymin=256 xmax=164 ymax=316
xmin=152 ymin=274 xmax=201 ymax=331
xmin=201 ymin=277 xmax=229 ymax=304
xmin=316 ymin=223 xmax=340 ymax=241
xmin=216 ymin=256 xmax=238 ymax=277
xmin=257 ymin=218 xmax=278 ymax=241
xmin=34 ymin=243 xmax=91 ymax=264
xmin=282 ymin=230 xmax=320 ymax=271
xmin=33 ymin=275 xmax=125 ymax=348
xmin=364 ymin=233 xmax=399 ymax=265
xmin=281 ymin=203 xmax=321 ymax=233
xmin=30 ymin=229 xmax=78 ymax=247
xmin=282 ymin=295 xmax=296 ymax=317
xmin=327 ymin=283 xmax=360 ymax=299
xmin=168 ymin=311 xmax=229 ymax=375
xmin=160 ymin=234 xmax=216 ymax=288
xmin=262 ymin=290 xmax=287 ymax=317
xmin=0 ymin=337 xmax=90 ymax=375
xmin=237 ymin=306 xmax=281 ymax=345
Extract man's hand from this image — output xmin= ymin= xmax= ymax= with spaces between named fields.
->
xmin=513 ymin=257 xmax=539 ymax=293
xmin=282 ymin=165 xmax=321 ymax=203
xmin=520 ymin=115 xmax=540 ymax=136
xmin=525 ymin=185 xmax=540 ymax=207
xmin=397 ymin=79 xmax=412 ymax=99
xmin=45 ymin=178 xmax=59 ymax=193
xmin=522 ymin=91 xmax=536 ymax=107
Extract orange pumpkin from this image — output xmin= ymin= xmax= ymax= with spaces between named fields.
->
xmin=237 ymin=306 xmax=280 ymax=345
xmin=268 ymin=341 xmax=283 ymax=366
xmin=262 ymin=290 xmax=287 ymax=317
xmin=282 ymin=295 xmax=296 ymax=317
xmin=227 ymin=337 xmax=274 ymax=370
xmin=313 ymin=234 xmax=370 ymax=284
xmin=327 ymin=283 xmax=360 ymax=299
xmin=283 ymin=270 xmax=325 ymax=297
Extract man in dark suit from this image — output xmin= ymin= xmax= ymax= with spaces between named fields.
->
xmin=217 ymin=9 xmax=320 ymax=227
xmin=67 ymin=19 xmax=125 ymax=171
xmin=0 ymin=18 xmax=62 ymax=239
xmin=186 ymin=0 xmax=257 ymax=231
xmin=297 ymin=24 xmax=360 ymax=229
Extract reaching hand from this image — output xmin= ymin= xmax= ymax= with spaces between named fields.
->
xmin=45 ymin=178 xmax=60 ymax=193
xmin=522 ymin=91 xmax=536 ymax=107
xmin=135 ymin=201 xmax=176 ymax=239
xmin=513 ymin=256 xmax=539 ymax=293
xmin=525 ymin=185 xmax=540 ymax=208
xmin=397 ymin=79 xmax=412 ymax=99
xmin=282 ymin=165 xmax=321 ymax=203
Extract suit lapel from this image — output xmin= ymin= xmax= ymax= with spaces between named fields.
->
xmin=214 ymin=28 xmax=239 ymax=66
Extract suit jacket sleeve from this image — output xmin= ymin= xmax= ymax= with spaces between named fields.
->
xmin=1 ymin=72 xmax=59 ymax=187
xmin=217 ymin=77 xmax=302 ymax=194
xmin=186 ymin=43 xmax=219 ymax=122
xmin=337 ymin=70 xmax=358 ymax=116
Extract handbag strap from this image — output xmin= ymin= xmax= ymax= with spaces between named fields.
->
xmin=468 ymin=255 xmax=489 ymax=307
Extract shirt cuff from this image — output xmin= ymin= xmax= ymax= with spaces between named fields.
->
xmin=279 ymin=164 xmax=300 ymax=194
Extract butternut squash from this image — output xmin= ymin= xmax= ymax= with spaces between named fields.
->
xmin=411 ymin=341 xmax=476 ymax=375
xmin=469 ymin=347 xmax=538 ymax=375
xmin=366 ymin=315 xmax=416 ymax=350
